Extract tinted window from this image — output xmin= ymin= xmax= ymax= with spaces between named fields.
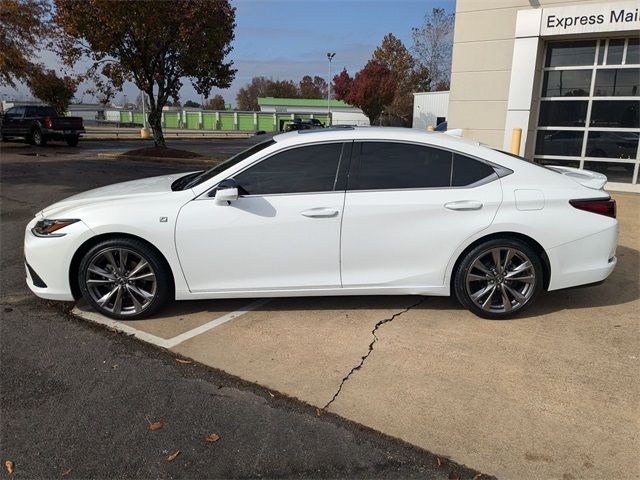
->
xmin=535 ymin=130 xmax=584 ymax=156
xmin=586 ymin=131 xmax=639 ymax=159
xmin=606 ymin=39 xmax=625 ymax=64
xmin=545 ymin=41 xmax=596 ymax=67
xmin=594 ymin=69 xmax=640 ymax=96
xmin=590 ymin=100 xmax=639 ymax=128
xmin=351 ymin=142 xmax=452 ymax=190
xmin=452 ymin=154 xmax=497 ymax=186
xmin=233 ymin=142 xmax=343 ymax=195
xmin=542 ymin=70 xmax=591 ymax=97
xmin=185 ymin=140 xmax=276 ymax=189
xmin=538 ymin=101 xmax=588 ymax=127
xmin=6 ymin=106 xmax=25 ymax=118
xmin=627 ymin=38 xmax=639 ymax=64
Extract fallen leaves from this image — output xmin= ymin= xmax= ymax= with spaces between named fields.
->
xmin=175 ymin=358 xmax=192 ymax=365
xmin=149 ymin=421 xmax=163 ymax=431
xmin=4 ymin=460 xmax=14 ymax=475
xmin=166 ymin=450 xmax=180 ymax=462
xmin=62 ymin=467 xmax=73 ymax=477
xmin=315 ymin=408 xmax=322 ymax=417
xmin=204 ymin=433 xmax=220 ymax=443
xmin=473 ymin=474 xmax=483 ymax=480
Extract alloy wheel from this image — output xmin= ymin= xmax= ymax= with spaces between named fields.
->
xmin=84 ymin=247 xmax=157 ymax=316
xmin=465 ymin=247 xmax=537 ymax=314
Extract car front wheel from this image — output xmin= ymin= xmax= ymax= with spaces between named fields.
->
xmin=66 ymin=135 xmax=79 ymax=147
xmin=78 ymin=238 xmax=171 ymax=319
xmin=454 ymin=238 xmax=543 ymax=319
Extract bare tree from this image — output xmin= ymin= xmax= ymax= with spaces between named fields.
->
xmin=411 ymin=8 xmax=454 ymax=91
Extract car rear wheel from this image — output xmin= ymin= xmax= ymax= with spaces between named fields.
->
xmin=78 ymin=238 xmax=171 ymax=319
xmin=454 ymin=238 xmax=543 ymax=319
xmin=30 ymin=127 xmax=47 ymax=146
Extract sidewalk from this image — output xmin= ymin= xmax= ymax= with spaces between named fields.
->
xmin=84 ymin=125 xmax=254 ymax=140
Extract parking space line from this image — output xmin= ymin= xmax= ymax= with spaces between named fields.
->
xmin=164 ymin=299 xmax=270 ymax=348
xmin=71 ymin=305 xmax=175 ymax=348
xmin=72 ymin=299 xmax=270 ymax=350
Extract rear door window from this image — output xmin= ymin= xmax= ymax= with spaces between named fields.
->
xmin=452 ymin=154 xmax=498 ymax=186
xmin=350 ymin=142 xmax=453 ymax=190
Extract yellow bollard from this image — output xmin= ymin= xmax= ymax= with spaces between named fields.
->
xmin=511 ymin=128 xmax=522 ymax=155
xmin=427 ymin=125 xmax=434 ymax=132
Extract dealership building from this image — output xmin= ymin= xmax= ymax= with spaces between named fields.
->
xmin=448 ymin=0 xmax=639 ymax=191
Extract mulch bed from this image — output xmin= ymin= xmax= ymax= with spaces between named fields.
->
xmin=123 ymin=146 xmax=202 ymax=159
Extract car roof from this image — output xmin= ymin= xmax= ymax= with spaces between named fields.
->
xmin=273 ymin=126 xmax=481 ymax=151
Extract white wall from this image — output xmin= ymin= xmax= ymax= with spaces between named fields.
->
xmin=412 ymin=92 xmax=449 ymax=130
xmin=332 ymin=111 xmax=370 ymax=126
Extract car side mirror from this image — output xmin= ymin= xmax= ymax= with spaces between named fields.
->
xmin=214 ymin=178 xmax=239 ymax=204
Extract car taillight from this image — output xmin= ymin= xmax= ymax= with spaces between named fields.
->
xmin=44 ymin=116 xmax=52 ymax=128
xmin=569 ymin=197 xmax=616 ymax=218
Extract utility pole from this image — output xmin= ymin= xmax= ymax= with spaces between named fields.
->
xmin=327 ymin=52 xmax=335 ymax=125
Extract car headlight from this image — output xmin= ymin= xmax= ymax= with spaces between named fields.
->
xmin=32 ymin=219 xmax=80 ymax=237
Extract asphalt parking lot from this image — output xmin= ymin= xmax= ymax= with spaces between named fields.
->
xmin=2 ymin=139 xmax=639 ymax=479
xmin=0 ymin=140 xmax=485 ymax=480
xmin=72 ymin=192 xmax=640 ymax=480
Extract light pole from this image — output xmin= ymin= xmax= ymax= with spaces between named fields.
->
xmin=327 ymin=52 xmax=335 ymax=125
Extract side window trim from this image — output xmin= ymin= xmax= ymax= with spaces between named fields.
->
xmin=205 ymin=140 xmax=351 ymax=199
xmin=346 ymin=140 xmax=501 ymax=192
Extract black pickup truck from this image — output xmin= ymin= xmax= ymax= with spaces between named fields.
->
xmin=0 ymin=105 xmax=85 ymax=146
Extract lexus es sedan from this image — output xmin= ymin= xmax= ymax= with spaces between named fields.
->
xmin=24 ymin=127 xmax=618 ymax=320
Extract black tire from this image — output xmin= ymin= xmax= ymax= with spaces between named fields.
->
xmin=454 ymin=238 xmax=544 ymax=319
xmin=66 ymin=135 xmax=79 ymax=147
xmin=78 ymin=238 xmax=172 ymax=320
xmin=30 ymin=127 xmax=47 ymax=146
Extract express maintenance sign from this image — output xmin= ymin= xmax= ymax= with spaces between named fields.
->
xmin=541 ymin=1 xmax=640 ymax=36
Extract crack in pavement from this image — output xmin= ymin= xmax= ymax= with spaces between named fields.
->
xmin=321 ymin=297 xmax=427 ymax=412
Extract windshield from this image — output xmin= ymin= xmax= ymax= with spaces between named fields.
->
xmin=181 ymin=139 xmax=276 ymax=190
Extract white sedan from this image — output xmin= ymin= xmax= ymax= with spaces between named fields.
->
xmin=24 ymin=127 xmax=618 ymax=320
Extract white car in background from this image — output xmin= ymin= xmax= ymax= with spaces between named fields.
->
xmin=24 ymin=127 xmax=618 ymax=320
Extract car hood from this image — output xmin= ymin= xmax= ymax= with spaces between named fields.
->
xmin=38 ymin=172 xmax=194 ymax=218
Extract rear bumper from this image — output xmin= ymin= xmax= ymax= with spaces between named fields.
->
xmin=547 ymin=223 xmax=618 ymax=291
xmin=42 ymin=128 xmax=84 ymax=139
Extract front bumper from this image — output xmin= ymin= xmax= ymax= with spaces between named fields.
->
xmin=547 ymin=223 xmax=619 ymax=291
xmin=24 ymin=217 xmax=95 ymax=301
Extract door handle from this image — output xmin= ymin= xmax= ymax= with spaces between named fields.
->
xmin=444 ymin=200 xmax=483 ymax=211
xmin=301 ymin=208 xmax=339 ymax=218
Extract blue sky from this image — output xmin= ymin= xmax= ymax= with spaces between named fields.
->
xmin=1 ymin=0 xmax=455 ymax=107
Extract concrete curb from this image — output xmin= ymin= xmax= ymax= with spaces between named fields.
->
xmin=83 ymin=131 xmax=255 ymax=141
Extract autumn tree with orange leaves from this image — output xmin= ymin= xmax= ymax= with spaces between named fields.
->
xmin=53 ymin=0 xmax=236 ymax=146
xmin=332 ymin=61 xmax=395 ymax=125
xmin=0 ymin=0 xmax=51 ymax=88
